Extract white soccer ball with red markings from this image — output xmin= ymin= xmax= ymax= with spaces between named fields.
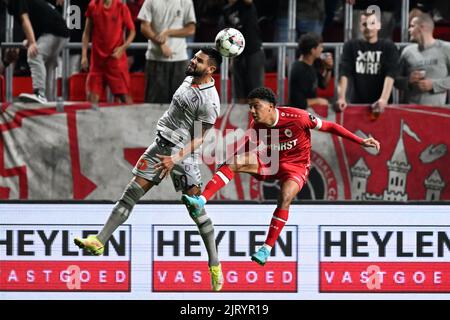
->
xmin=215 ymin=28 xmax=245 ymax=58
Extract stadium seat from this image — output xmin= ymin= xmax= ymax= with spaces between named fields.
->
xmin=317 ymin=76 xmax=335 ymax=98
xmin=264 ymin=72 xmax=288 ymax=102
xmin=68 ymin=73 xmax=106 ymax=102
xmin=434 ymin=25 xmax=450 ymax=41
xmin=129 ymin=72 xmax=145 ymax=102
xmin=0 ymin=75 xmax=4 ymax=102
xmin=11 ymin=76 xmax=62 ymax=99
xmin=13 ymin=76 xmax=33 ymax=97
xmin=57 ymin=78 xmax=62 ymax=97
xmin=212 ymin=73 xmax=232 ymax=101
xmin=68 ymin=73 xmax=88 ymax=101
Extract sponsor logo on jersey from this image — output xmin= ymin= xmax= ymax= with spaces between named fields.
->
xmin=267 ymin=139 xmax=298 ymax=151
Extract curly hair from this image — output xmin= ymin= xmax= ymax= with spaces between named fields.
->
xmin=247 ymin=87 xmax=277 ymax=105
xmin=298 ymin=32 xmax=322 ymax=56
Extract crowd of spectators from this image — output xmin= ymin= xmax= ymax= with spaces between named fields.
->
xmin=0 ymin=0 xmax=449 ymax=107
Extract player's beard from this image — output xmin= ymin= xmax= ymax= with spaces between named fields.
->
xmin=185 ymin=63 xmax=204 ymax=77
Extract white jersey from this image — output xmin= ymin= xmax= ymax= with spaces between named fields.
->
xmin=156 ymin=76 xmax=220 ymax=146
xmin=137 ymin=0 xmax=196 ymax=61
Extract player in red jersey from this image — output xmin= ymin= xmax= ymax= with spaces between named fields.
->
xmin=81 ymin=0 xmax=136 ymax=103
xmin=182 ymin=87 xmax=380 ymax=266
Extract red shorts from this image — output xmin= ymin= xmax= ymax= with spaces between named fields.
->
xmin=87 ymin=55 xmax=130 ymax=96
xmin=253 ymin=155 xmax=310 ymax=190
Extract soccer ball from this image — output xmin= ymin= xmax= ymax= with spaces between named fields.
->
xmin=215 ymin=28 xmax=245 ymax=58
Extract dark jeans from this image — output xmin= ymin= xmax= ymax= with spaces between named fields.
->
xmin=144 ymin=60 xmax=189 ymax=103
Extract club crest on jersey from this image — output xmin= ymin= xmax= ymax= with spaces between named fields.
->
xmin=309 ymin=113 xmax=317 ymax=122
xmin=284 ymin=128 xmax=293 ymax=137
xmin=137 ymin=158 xmax=148 ymax=171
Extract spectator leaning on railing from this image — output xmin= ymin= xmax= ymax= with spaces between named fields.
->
xmin=347 ymin=0 xmax=400 ymax=40
xmin=336 ymin=10 xmax=399 ymax=115
xmin=3 ymin=0 xmax=69 ymax=103
xmin=288 ymin=32 xmax=333 ymax=110
xmin=395 ymin=13 xmax=450 ymax=107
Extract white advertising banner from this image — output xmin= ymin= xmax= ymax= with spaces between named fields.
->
xmin=0 ymin=203 xmax=449 ymax=300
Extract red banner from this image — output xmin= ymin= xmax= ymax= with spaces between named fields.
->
xmin=320 ymin=262 xmax=450 ymax=292
xmin=153 ymin=261 xmax=297 ymax=292
xmin=336 ymin=105 xmax=450 ymax=201
xmin=0 ymin=103 xmax=448 ymax=200
xmin=0 ymin=261 xmax=130 ymax=291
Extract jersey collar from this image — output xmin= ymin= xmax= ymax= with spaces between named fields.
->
xmin=190 ymin=76 xmax=215 ymax=90
xmin=269 ymin=108 xmax=280 ymax=127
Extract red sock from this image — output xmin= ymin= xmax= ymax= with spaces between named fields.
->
xmin=202 ymin=165 xmax=235 ymax=201
xmin=265 ymin=208 xmax=289 ymax=247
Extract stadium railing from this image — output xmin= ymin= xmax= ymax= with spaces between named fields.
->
xmin=1 ymin=41 xmax=413 ymax=105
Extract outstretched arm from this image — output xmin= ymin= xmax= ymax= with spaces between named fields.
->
xmin=318 ymin=120 xmax=380 ymax=151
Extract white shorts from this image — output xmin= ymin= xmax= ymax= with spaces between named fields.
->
xmin=132 ymin=134 xmax=202 ymax=192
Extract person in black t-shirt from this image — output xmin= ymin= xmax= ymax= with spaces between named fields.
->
xmin=4 ymin=0 xmax=69 ymax=103
xmin=224 ymin=0 xmax=265 ymax=103
xmin=336 ymin=11 xmax=399 ymax=114
xmin=347 ymin=0 xmax=401 ymax=40
xmin=288 ymin=32 xmax=333 ymax=109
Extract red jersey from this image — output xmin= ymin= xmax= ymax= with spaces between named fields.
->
xmin=250 ymin=107 xmax=364 ymax=168
xmin=86 ymin=0 xmax=135 ymax=60
xmin=251 ymin=107 xmax=319 ymax=168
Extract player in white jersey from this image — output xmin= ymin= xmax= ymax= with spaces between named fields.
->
xmin=74 ymin=47 xmax=225 ymax=291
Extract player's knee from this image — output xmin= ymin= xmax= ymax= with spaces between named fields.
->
xmin=279 ymin=192 xmax=295 ymax=209
xmin=183 ymin=185 xmax=201 ymax=197
xmin=231 ymin=154 xmax=243 ymax=169
xmin=232 ymin=153 xmax=256 ymax=172
xmin=229 ymin=157 xmax=248 ymax=172
xmin=119 ymin=180 xmax=145 ymax=209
